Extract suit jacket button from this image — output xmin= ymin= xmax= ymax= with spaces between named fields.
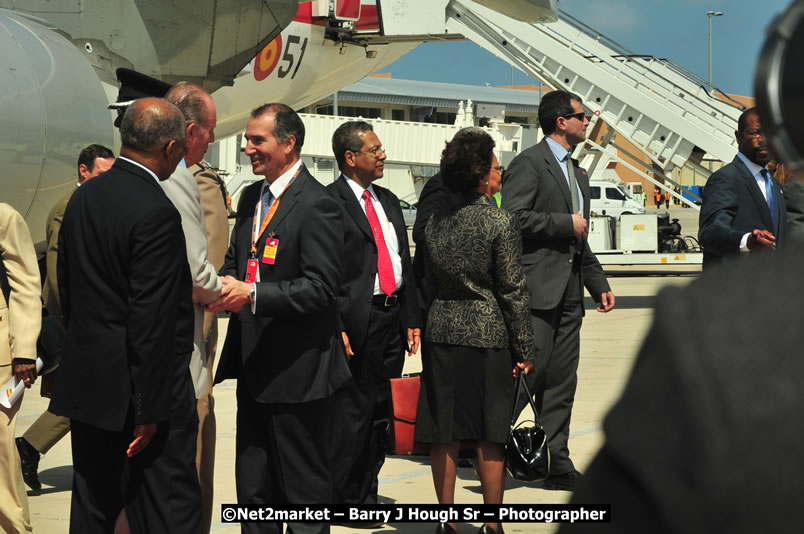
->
xmin=568 ymin=258 xmax=573 ymax=264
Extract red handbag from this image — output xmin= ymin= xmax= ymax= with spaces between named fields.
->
xmin=388 ymin=375 xmax=429 ymax=455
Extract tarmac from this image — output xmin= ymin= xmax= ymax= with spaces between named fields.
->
xmin=16 ymin=205 xmax=699 ymax=534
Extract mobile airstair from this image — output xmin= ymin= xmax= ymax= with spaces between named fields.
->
xmin=376 ymin=0 xmax=745 ymax=208
xmin=446 ymin=1 xmax=746 ymax=207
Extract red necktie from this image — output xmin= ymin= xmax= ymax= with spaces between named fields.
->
xmin=362 ymin=190 xmax=396 ymax=296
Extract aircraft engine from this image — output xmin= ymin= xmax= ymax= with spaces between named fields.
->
xmin=0 ymin=9 xmax=113 ymax=248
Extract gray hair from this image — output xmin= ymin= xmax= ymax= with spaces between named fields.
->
xmin=120 ymin=98 xmax=186 ymax=153
xmin=165 ymin=82 xmax=211 ymax=127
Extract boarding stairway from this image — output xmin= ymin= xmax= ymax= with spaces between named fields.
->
xmin=443 ymin=0 xmax=746 ymax=208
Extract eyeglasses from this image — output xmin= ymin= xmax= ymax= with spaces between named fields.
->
xmin=561 ymin=112 xmax=590 ymax=122
xmin=357 ymin=147 xmax=386 ymax=159
xmin=492 ymin=165 xmax=505 ymax=174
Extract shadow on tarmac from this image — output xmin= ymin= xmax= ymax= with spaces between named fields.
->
xmin=26 ymin=466 xmax=73 ymax=496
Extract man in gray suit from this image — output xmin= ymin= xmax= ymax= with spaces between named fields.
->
xmin=161 ymin=82 xmax=221 ymax=534
xmin=502 ymin=90 xmax=614 ymax=491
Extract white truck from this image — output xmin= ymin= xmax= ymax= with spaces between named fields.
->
xmin=588 ymin=180 xmax=646 ymax=219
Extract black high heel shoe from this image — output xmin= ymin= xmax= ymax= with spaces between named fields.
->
xmin=437 ymin=522 xmax=458 ymax=534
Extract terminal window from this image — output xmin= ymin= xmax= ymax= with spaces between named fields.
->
xmin=316 ymin=104 xmax=381 ymax=118
xmin=424 ymin=111 xmax=457 ymax=124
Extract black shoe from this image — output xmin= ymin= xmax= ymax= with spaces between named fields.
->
xmin=478 ymin=526 xmax=499 ymax=534
xmin=437 ymin=522 xmax=458 ymax=534
xmin=16 ymin=437 xmax=41 ymax=491
xmin=542 ymin=469 xmax=582 ymax=491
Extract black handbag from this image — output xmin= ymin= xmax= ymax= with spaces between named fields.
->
xmin=505 ymin=372 xmax=550 ymax=481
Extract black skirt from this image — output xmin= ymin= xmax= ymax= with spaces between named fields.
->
xmin=414 ymin=343 xmax=515 ymax=445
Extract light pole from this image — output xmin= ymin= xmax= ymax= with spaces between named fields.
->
xmin=707 ymin=10 xmax=723 ymax=87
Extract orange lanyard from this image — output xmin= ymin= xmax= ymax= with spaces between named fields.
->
xmin=251 ymin=167 xmax=301 ymax=256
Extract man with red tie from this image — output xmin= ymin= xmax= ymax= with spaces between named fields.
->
xmin=327 ymin=121 xmax=421 ymax=510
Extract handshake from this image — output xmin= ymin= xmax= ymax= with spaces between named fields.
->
xmin=205 ymin=275 xmax=252 ymax=313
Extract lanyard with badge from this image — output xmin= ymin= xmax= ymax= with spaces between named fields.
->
xmin=244 ymin=167 xmax=301 ymax=283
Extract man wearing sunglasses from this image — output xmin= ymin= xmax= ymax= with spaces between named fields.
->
xmin=502 ymin=90 xmax=614 ymax=492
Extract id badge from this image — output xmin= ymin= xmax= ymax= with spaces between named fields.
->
xmin=262 ymin=237 xmax=279 ymax=265
xmin=245 ymin=258 xmax=259 ymax=283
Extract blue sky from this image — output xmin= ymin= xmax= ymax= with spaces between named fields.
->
xmin=378 ymin=0 xmax=792 ymax=98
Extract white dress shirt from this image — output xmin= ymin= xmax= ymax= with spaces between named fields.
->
xmin=736 ymin=152 xmax=772 ymax=252
xmin=344 ymin=176 xmax=404 ymax=295
xmin=546 ymin=137 xmax=585 ymax=216
xmin=118 ymin=156 xmax=160 ymax=184
xmin=250 ymin=159 xmax=303 ymax=310
xmin=256 ymin=159 xmax=303 ymax=223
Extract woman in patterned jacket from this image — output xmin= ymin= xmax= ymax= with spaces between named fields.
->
xmin=416 ymin=130 xmax=535 ymax=534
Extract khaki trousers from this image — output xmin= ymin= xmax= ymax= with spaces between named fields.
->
xmin=23 ymin=409 xmax=70 ymax=454
xmin=196 ymin=315 xmax=218 ymax=534
xmin=0 ymin=364 xmax=32 ymax=533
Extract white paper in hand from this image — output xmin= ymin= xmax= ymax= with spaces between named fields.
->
xmin=0 ymin=358 xmax=44 ymax=409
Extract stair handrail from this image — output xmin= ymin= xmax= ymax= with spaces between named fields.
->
xmin=557 ymin=9 xmax=746 ymax=112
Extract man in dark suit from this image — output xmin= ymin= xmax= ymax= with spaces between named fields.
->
xmin=560 ymin=248 xmax=804 ymax=534
xmin=209 ymin=103 xmax=350 ymax=534
xmin=411 ymin=171 xmax=455 ymax=311
xmin=699 ymin=107 xmax=785 ymax=269
xmin=16 ymin=144 xmax=115 ymax=492
xmin=326 ymin=121 xmax=421 ymax=507
xmin=50 ymin=98 xmax=200 ymax=534
xmin=411 ymin=129 xmax=486 ymax=311
xmin=501 ymin=90 xmax=614 ymax=491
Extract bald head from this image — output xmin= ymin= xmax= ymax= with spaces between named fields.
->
xmin=119 ymin=98 xmax=187 ymax=180
xmin=120 ymin=98 xmax=186 ymax=153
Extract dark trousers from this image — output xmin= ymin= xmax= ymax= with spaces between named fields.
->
xmin=519 ymin=271 xmax=584 ymax=476
xmin=236 ymin=387 xmax=334 ymax=534
xmin=331 ymin=303 xmax=404 ymax=505
xmin=69 ymin=364 xmax=200 ymax=534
